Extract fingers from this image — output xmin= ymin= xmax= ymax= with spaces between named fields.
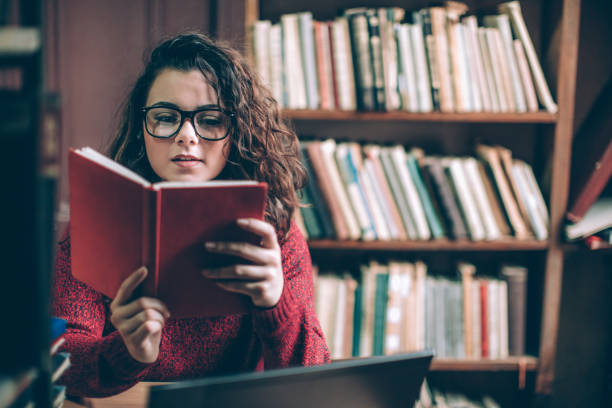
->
xmin=204 ymin=241 xmax=276 ymax=265
xmin=111 ymin=266 xmax=147 ymax=309
xmin=215 ymin=279 xmax=270 ymax=298
xmin=111 ymin=297 xmax=170 ymax=323
xmin=118 ymin=308 xmax=167 ymax=336
xmin=202 ymin=265 xmax=275 ymax=281
xmin=130 ymin=319 xmax=164 ymax=345
xmin=236 ymin=218 xmax=279 ymax=249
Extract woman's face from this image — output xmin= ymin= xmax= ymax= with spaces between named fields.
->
xmin=143 ymin=68 xmax=230 ymax=182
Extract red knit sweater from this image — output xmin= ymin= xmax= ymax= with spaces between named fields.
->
xmin=51 ymin=221 xmax=330 ymax=397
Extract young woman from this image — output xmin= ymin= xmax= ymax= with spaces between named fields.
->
xmin=52 ymin=33 xmax=330 ymax=397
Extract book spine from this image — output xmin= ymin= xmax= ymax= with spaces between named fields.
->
xmin=396 ymin=24 xmax=419 ymax=112
xmin=416 ymin=9 xmax=440 ymax=111
xmin=298 ymin=12 xmax=320 ymax=110
xmin=408 ymin=23 xmax=433 ymax=112
xmin=430 ymin=7 xmax=454 ymax=112
xmin=347 ymin=12 xmax=376 ymax=111
xmin=501 ymin=265 xmax=527 ymax=356
xmin=513 ymin=39 xmax=539 ymax=112
xmin=477 ymin=28 xmax=501 ymax=112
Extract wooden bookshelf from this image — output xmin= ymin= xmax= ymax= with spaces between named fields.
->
xmin=283 ymin=109 xmax=558 ymax=123
xmin=308 ymin=239 xmax=549 ymax=252
xmin=430 ymin=356 xmax=538 ymax=372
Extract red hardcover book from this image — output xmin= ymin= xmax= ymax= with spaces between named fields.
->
xmin=480 ymin=280 xmax=489 ymax=358
xmin=69 ymin=148 xmax=267 ymax=318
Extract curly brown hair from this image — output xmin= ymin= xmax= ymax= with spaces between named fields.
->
xmin=108 ymin=32 xmax=305 ymax=238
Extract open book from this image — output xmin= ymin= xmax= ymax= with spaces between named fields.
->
xmin=69 ymin=147 xmax=268 ymax=317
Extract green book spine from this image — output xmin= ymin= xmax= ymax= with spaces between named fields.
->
xmin=299 ymin=187 xmax=323 ymax=239
xmin=373 ymin=272 xmax=389 ymax=356
xmin=406 ymin=153 xmax=445 ymax=238
xmin=352 ymin=283 xmax=362 ymax=357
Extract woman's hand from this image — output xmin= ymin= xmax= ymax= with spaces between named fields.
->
xmin=202 ymin=218 xmax=283 ymax=308
xmin=109 ymin=267 xmax=170 ymax=363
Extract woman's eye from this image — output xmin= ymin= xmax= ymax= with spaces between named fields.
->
xmin=198 ymin=116 xmax=222 ymax=127
xmin=155 ymin=115 xmax=178 ymax=124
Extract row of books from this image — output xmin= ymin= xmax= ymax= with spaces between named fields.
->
xmin=251 ymin=1 xmax=556 ymax=113
xmin=299 ymin=141 xmax=548 ymax=242
xmin=314 ymin=261 xmax=527 ymax=361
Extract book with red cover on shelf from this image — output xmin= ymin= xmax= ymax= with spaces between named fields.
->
xmin=68 ymin=147 xmax=268 ymax=318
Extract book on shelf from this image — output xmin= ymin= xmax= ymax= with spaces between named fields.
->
xmin=69 ymin=147 xmax=267 ymax=318
xmin=251 ymin=1 xmax=555 ymax=113
xmin=565 ymin=198 xmax=612 ymax=241
xmin=299 ymin=142 xmax=548 ymax=243
xmin=314 ymin=259 xmax=521 ymax=361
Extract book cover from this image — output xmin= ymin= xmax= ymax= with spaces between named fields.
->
xmin=69 ymin=148 xmax=266 ymax=318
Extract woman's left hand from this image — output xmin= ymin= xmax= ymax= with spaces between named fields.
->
xmin=201 ymin=218 xmax=283 ymax=308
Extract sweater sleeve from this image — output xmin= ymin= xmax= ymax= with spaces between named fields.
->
xmin=51 ymin=231 xmax=153 ymax=397
xmin=251 ymin=221 xmax=331 ymax=368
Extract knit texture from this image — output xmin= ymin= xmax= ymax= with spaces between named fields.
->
xmin=51 ymin=221 xmax=330 ymax=397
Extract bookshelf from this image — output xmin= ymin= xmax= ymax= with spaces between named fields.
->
xmin=0 ymin=0 xmax=57 ymax=407
xmin=217 ymin=0 xmax=581 ymax=400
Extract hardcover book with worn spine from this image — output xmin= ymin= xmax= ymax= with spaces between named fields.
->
xmin=69 ymin=147 xmax=267 ymax=317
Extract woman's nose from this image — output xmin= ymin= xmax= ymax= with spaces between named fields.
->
xmin=175 ymin=118 xmax=198 ymax=144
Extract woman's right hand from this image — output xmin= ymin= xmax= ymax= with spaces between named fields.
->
xmin=109 ymin=267 xmax=170 ymax=364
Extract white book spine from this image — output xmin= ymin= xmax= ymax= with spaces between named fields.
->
xmin=359 ymin=162 xmax=391 ymax=241
xmin=268 ymin=24 xmax=285 ymax=107
xmin=396 ymin=24 xmax=419 ymax=112
xmin=298 ymin=12 xmax=320 ymax=110
xmin=332 ymin=18 xmax=357 ymax=111
xmin=456 ymin=24 xmax=474 ymax=111
xmin=364 ymin=160 xmax=399 ymax=240
xmin=463 ymin=158 xmax=502 ymax=240
xmin=520 ymin=161 xmax=549 ymax=224
xmin=446 ymin=158 xmax=486 ymax=241
xmin=281 ymin=14 xmax=307 ymax=109
xmin=317 ymin=22 xmax=336 ymax=110
xmin=460 ymin=21 xmax=482 ymax=112
xmin=415 ymin=261 xmax=427 ymax=351
xmin=464 ymin=17 xmax=490 ymax=112
xmin=471 ymin=281 xmax=482 ymax=358
xmin=499 ymin=1 xmax=558 ymax=113
xmin=512 ymin=163 xmax=548 ymax=240
xmin=408 ymin=24 xmax=433 ymax=112
xmin=513 ymin=39 xmax=539 ymax=112
xmin=332 ymin=277 xmax=347 ymax=360
xmin=487 ymin=280 xmax=499 ymax=359
xmin=484 ymin=14 xmax=527 ymax=112
xmin=478 ymin=28 xmax=501 ymax=112
xmin=390 ymin=146 xmax=431 ymax=240
xmin=486 ymin=27 xmax=512 ymax=112
xmin=252 ymin=21 xmax=271 ymax=88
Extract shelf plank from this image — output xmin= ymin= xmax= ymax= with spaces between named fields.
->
xmin=308 ymin=239 xmax=549 ymax=252
xmin=430 ymin=356 xmax=538 ymax=372
xmin=282 ymin=109 xmax=557 ymax=123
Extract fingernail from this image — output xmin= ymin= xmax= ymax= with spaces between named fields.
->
xmin=138 ymin=266 xmax=147 ymax=276
xmin=205 ymin=242 xmax=216 ymax=249
xmin=237 ymin=218 xmax=249 ymax=226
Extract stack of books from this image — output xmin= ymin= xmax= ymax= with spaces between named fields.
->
xmin=251 ymin=1 xmax=556 ymax=113
xmin=298 ymin=142 xmax=548 ymax=242
xmin=314 ymin=262 xmax=528 ymax=361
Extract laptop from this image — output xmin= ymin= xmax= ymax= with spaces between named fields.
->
xmin=148 ymin=351 xmax=433 ymax=408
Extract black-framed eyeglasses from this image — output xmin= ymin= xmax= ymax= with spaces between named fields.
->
xmin=141 ymin=106 xmax=235 ymax=141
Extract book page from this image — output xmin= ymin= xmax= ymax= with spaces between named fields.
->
xmin=154 ymin=180 xmax=260 ymax=189
xmin=76 ymin=147 xmax=151 ymax=187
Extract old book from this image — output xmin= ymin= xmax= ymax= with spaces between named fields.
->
xmin=305 ymin=142 xmax=349 ymax=239
xmin=281 ymin=14 xmax=307 ymax=109
xmin=483 ymin=14 xmax=527 ymax=112
xmin=268 ymin=23 xmax=284 ymax=107
xmin=477 ymin=145 xmax=530 ymax=239
xmin=423 ymin=157 xmax=469 ymax=240
xmin=300 ymin=145 xmax=335 ymax=238
xmin=499 ymin=1 xmax=558 ymax=113
xmin=331 ymin=16 xmax=357 ymax=110
xmin=297 ymin=12 xmax=320 ymax=109
xmin=566 ymin=198 xmax=612 ymax=240
xmin=485 ymin=27 xmax=512 ymax=112
xmin=512 ymin=161 xmax=548 ymax=240
xmin=349 ymin=143 xmax=391 ymax=240
xmin=313 ymin=21 xmax=336 ymax=110
xmin=379 ymin=147 xmax=419 ymax=239
xmin=343 ymin=274 xmax=358 ymax=358
xmin=463 ymin=157 xmax=502 ymax=240
xmin=332 ymin=274 xmax=348 ymax=359
xmin=412 ymin=148 xmax=450 ymax=238
xmin=251 ymin=20 xmax=271 ymax=89
xmin=363 ymin=145 xmax=408 ymax=240
xmin=496 ymin=146 xmax=535 ymax=236
xmin=396 ymin=24 xmax=419 ymax=112
xmin=458 ymin=262 xmax=476 ymax=358
xmin=327 ymin=21 xmax=341 ymax=109
xmin=414 ymin=9 xmax=440 ymax=111
xmin=519 ymin=160 xmax=549 ymax=230
xmin=335 ymin=143 xmax=376 ymax=240
xmin=414 ymin=261 xmax=427 ymax=351
xmin=407 ymin=152 xmax=445 ymax=239
xmin=69 ymin=148 xmax=266 ymax=318
xmin=389 ymin=146 xmax=431 ymax=240
xmin=477 ymin=27 xmax=501 ymax=112
xmin=366 ymin=9 xmax=385 ymax=110
xmin=513 ymin=39 xmax=539 ymax=112
xmin=385 ymin=262 xmax=405 ymax=354
xmin=298 ymin=184 xmax=322 ymax=239
xmin=478 ymin=160 xmax=512 ymax=237
xmin=444 ymin=157 xmax=486 ymax=241
xmin=487 ymin=279 xmax=500 ymax=359
xmin=430 ymin=7 xmax=455 ymax=112
xmin=500 ymin=265 xmax=527 ymax=356
xmin=445 ymin=1 xmax=470 ymax=112
xmin=345 ymin=9 xmax=376 ymax=111
xmin=471 ymin=278 xmax=482 ymax=358
xmin=479 ymin=279 xmax=489 ymax=358
xmin=359 ymin=262 xmax=379 ymax=357
xmin=498 ymin=279 xmax=509 ymax=359
xmin=464 ymin=15 xmax=490 ymax=112
xmin=320 ymin=139 xmax=361 ymax=239
xmin=378 ymin=8 xmax=403 ymax=111
xmin=408 ymin=23 xmax=433 ymax=112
